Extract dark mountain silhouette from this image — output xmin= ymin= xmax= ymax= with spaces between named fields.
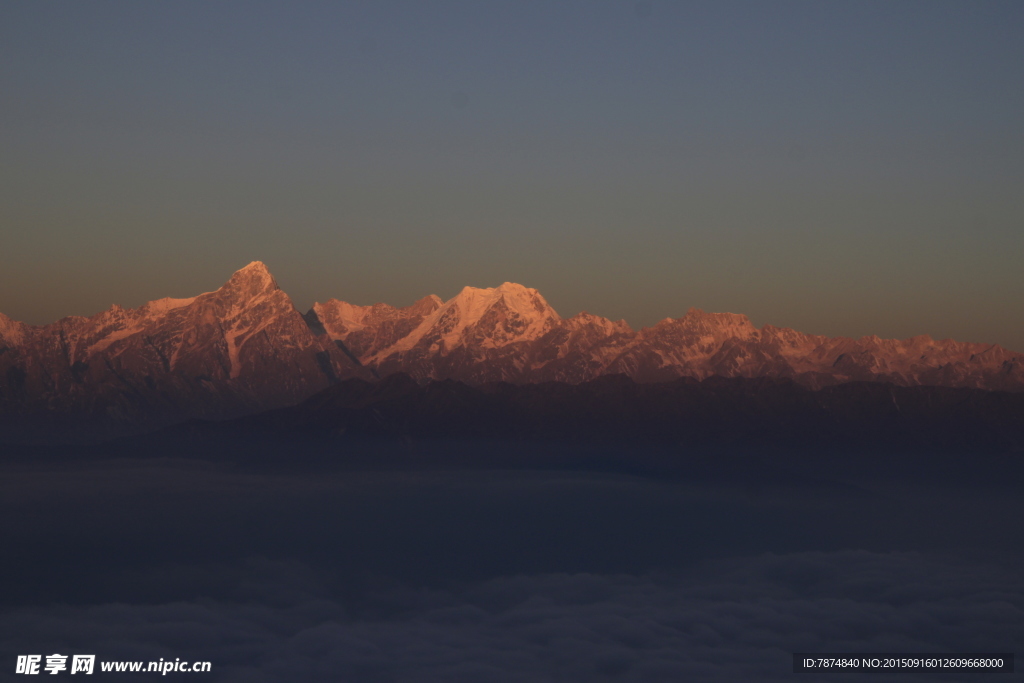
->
xmin=57 ymin=374 xmax=1022 ymax=489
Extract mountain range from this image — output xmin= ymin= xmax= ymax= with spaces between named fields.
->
xmin=1 ymin=261 xmax=1022 ymax=442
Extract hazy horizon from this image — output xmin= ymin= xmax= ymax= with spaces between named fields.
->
xmin=2 ymin=259 xmax=1022 ymax=353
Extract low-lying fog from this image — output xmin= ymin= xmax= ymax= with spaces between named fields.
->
xmin=2 ymin=450 xmax=1021 ymax=682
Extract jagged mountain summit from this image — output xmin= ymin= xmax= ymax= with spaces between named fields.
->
xmin=0 ymin=262 xmax=367 ymax=440
xmin=1 ymin=261 xmax=1022 ymax=441
xmin=309 ymin=287 xmax=1024 ymax=391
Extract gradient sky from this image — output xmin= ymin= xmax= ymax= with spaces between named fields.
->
xmin=2 ymin=1 xmax=1022 ymax=350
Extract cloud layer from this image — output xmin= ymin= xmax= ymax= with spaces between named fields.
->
xmin=2 ymin=460 xmax=1021 ymax=681
xmin=3 ymin=551 xmax=1020 ymax=682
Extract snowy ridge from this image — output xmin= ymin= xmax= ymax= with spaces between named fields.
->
xmin=310 ymin=295 xmax=445 ymax=362
xmin=563 ymin=311 xmax=632 ymax=336
xmin=292 ymin=278 xmax=1024 ymax=390
xmin=0 ymin=262 xmax=365 ymax=438
xmin=314 ymin=300 xmax=377 ymax=334
xmin=1 ymin=262 xmax=1022 ymax=443
xmin=372 ymin=282 xmax=561 ymax=360
xmin=143 ymin=297 xmax=197 ymax=315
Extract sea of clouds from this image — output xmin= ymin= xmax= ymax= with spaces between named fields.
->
xmin=2 ymin=459 xmax=1020 ymax=681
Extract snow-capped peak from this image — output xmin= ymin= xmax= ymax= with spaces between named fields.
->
xmin=238 ymin=260 xmax=271 ymax=275
xmin=449 ymin=282 xmax=558 ymax=328
xmin=371 ymin=282 xmax=561 ymax=359
xmin=221 ymin=261 xmax=279 ymax=298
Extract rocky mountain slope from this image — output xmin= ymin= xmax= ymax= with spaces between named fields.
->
xmin=309 ymin=282 xmax=1024 ymax=391
xmin=0 ymin=262 xmax=365 ymax=440
xmin=2 ymin=262 xmax=1022 ymax=442
xmin=92 ymin=374 xmax=1024 ymax=479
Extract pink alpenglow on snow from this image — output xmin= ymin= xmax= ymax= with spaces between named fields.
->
xmin=1 ymin=262 xmax=1022 ymax=436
